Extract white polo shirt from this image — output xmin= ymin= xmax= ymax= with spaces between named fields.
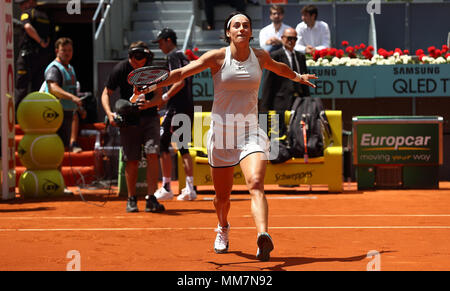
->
xmin=294 ymin=20 xmax=331 ymax=53
xmin=259 ymin=22 xmax=291 ymax=51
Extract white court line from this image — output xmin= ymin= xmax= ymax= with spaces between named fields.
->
xmin=1 ymin=226 xmax=450 ymax=232
xmin=1 ymin=214 xmax=450 ymax=220
xmin=202 ymin=196 xmax=318 ymax=201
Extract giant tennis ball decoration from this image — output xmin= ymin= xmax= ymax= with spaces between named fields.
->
xmin=17 ymin=92 xmax=63 ymax=134
xmin=19 ymin=169 xmax=65 ymax=197
xmin=18 ymin=134 xmax=64 ymax=169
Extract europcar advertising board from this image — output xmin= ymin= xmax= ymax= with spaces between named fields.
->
xmin=353 ymin=116 xmax=443 ymax=166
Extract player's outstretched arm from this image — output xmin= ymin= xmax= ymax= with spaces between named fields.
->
xmin=258 ymin=48 xmax=317 ymax=88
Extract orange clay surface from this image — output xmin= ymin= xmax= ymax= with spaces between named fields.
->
xmin=0 ymin=182 xmax=450 ymax=271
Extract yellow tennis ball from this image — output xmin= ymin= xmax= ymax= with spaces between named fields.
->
xmin=19 ymin=169 xmax=65 ymax=197
xmin=18 ymin=134 xmax=65 ymax=170
xmin=17 ymin=92 xmax=63 ymax=134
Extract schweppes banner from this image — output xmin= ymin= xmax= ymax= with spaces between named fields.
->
xmin=353 ymin=116 xmax=443 ymax=166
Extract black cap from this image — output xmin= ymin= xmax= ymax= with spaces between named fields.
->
xmin=152 ymin=28 xmax=177 ymax=43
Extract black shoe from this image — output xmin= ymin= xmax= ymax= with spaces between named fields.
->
xmin=256 ymin=233 xmax=274 ymax=262
xmin=126 ymin=196 xmax=139 ymax=213
xmin=145 ymin=195 xmax=165 ymax=213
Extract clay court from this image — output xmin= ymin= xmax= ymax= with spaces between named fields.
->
xmin=1 ymin=182 xmax=449 ymax=271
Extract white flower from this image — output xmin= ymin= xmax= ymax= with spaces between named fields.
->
xmin=306 ymin=59 xmax=316 ymax=66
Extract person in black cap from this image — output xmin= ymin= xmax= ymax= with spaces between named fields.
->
xmin=151 ymin=28 xmax=196 ymax=201
xmin=15 ymin=0 xmax=52 ymax=109
xmin=100 ymin=41 xmax=166 ymax=213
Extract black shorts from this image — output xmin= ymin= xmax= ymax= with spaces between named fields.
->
xmin=119 ymin=114 xmax=160 ymax=161
xmin=160 ymin=108 xmax=193 ymax=155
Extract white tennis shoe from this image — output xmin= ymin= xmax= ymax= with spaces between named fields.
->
xmin=177 ymin=187 xmax=197 ymax=201
xmin=154 ymin=187 xmax=174 ymax=201
xmin=214 ymin=223 xmax=230 ymax=254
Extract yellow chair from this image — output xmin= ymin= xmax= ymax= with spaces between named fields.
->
xmin=177 ymin=110 xmax=343 ymax=193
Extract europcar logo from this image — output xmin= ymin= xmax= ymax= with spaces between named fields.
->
xmin=360 ymin=133 xmax=432 ymax=151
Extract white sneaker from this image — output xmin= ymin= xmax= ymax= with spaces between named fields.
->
xmin=177 ymin=187 xmax=197 ymax=201
xmin=154 ymin=187 xmax=174 ymax=201
xmin=214 ymin=223 xmax=230 ymax=254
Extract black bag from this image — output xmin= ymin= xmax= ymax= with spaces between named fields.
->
xmin=269 ymin=139 xmax=292 ymax=164
xmin=287 ymin=97 xmax=331 ymax=159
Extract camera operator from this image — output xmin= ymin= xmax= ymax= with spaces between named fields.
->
xmin=101 ymin=41 xmax=165 ymax=213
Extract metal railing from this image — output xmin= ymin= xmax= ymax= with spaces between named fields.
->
xmin=92 ymin=0 xmax=113 ymax=99
xmin=182 ymin=14 xmax=196 ymax=52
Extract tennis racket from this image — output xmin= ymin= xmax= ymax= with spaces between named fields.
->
xmin=127 ymin=66 xmax=170 ymax=102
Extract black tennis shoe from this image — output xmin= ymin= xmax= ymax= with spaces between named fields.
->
xmin=126 ymin=196 xmax=138 ymax=213
xmin=145 ymin=195 xmax=165 ymax=213
xmin=256 ymin=232 xmax=274 ymax=262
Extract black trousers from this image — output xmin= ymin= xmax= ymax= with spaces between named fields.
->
xmin=15 ymin=48 xmax=51 ymax=108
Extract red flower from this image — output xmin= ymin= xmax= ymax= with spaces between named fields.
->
xmin=394 ymin=48 xmax=403 ymax=55
xmin=341 ymin=40 xmax=349 ymax=47
xmin=346 ymin=46 xmax=354 ymax=54
xmin=193 ymin=47 xmax=199 ymax=52
xmin=359 ymin=43 xmax=366 ymax=49
xmin=445 ymin=53 xmax=450 ymax=58
xmin=319 ymin=49 xmax=328 ymax=58
xmin=367 ymin=45 xmax=374 ymax=52
xmin=327 ymin=48 xmax=336 ymax=56
xmin=442 ymin=45 xmax=449 ymax=53
xmin=403 ymin=49 xmax=410 ymax=55
xmin=362 ymin=49 xmax=373 ymax=59
xmin=428 ymin=46 xmax=436 ymax=54
xmin=434 ymin=49 xmax=442 ymax=57
xmin=415 ymin=49 xmax=424 ymax=56
xmin=313 ymin=50 xmax=320 ymax=61
xmin=354 ymin=45 xmax=360 ymax=50
xmin=185 ymin=49 xmax=199 ymax=61
xmin=336 ymin=49 xmax=345 ymax=58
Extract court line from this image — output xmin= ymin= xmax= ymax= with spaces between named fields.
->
xmin=1 ymin=214 xmax=450 ymax=220
xmin=1 ymin=226 xmax=450 ymax=232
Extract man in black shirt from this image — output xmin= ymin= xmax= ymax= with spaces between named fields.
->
xmin=101 ymin=41 xmax=165 ymax=213
xmin=15 ymin=0 xmax=51 ymax=108
xmin=152 ymin=28 xmax=196 ymax=201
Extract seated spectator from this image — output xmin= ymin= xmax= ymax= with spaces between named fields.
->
xmin=294 ymin=4 xmax=330 ymax=55
xmin=259 ymin=4 xmax=291 ymax=53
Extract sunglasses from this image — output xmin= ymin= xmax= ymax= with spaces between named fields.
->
xmin=283 ymin=36 xmax=298 ymax=42
xmin=130 ymin=52 xmax=148 ymax=61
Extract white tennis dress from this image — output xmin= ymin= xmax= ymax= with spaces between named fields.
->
xmin=207 ymin=46 xmax=269 ymax=167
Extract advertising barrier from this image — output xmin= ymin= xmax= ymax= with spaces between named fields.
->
xmin=0 ymin=0 xmax=16 ymax=200
xmin=353 ymin=116 xmax=443 ymax=189
xmin=191 ymin=64 xmax=450 ymax=101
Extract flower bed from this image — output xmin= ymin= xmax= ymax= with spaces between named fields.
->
xmin=306 ymin=41 xmax=450 ymax=66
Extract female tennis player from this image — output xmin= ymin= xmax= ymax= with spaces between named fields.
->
xmin=136 ymin=11 xmax=317 ymax=261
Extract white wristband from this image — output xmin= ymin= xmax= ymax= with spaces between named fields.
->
xmin=162 ymin=92 xmax=169 ymax=101
xmin=291 ymin=72 xmax=302 ymax=82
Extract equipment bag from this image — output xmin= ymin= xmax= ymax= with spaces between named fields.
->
xmin=287 ymin=97 xmax=331 ymax=161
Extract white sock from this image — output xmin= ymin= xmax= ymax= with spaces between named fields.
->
xmin=186 ymin=176 xmax=194 ymax=191
xmin=162 ymin=177 xmax=171 ymax=191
